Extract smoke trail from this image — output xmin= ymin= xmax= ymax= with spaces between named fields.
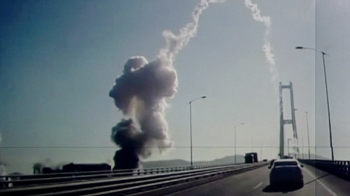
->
xmin=159 ymin=0 xmax=219 ymax=62
xmin=109 ymin=0 xmax=220 ymax=170
xmin=244 ymin=0 xmax=278 ymax=82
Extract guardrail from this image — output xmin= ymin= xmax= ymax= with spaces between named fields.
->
xmin=0 ymin=163 xmax=247 ymax=188
xmin=298 ymin=159 xmax=350 ymax=181
xmin=0 ymin=162 xmax=267 ymax=195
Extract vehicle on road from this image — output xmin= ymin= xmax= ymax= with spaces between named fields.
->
xmin=244 ymin=152 xmax=258 ymax=163
xmin=268 ymin=159 xmax=304 ymax=187
xmin=269 ymin=159 xmax=276 ymax=168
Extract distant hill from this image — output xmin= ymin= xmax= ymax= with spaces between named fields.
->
xmin=207 ymin=155 xmax=245 ymax=165
xmin=299 ymin=153 xmax=329 ymax=160
xmin=141 ymin=159 xmax=189 ymax=168
xmin=141 ymin=155 xmax=245 ymax=168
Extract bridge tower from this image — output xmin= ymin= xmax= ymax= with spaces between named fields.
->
xmin=279 ymin=81 xmax=298 ymax=158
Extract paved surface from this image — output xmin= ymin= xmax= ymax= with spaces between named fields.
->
xmin=166 ymin=164 xmax=350 ymax=196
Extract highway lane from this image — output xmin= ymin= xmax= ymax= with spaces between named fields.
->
xmin=166 ymin=164 xmax=350 ymax=196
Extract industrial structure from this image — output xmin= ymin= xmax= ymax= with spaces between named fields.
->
xmin=34 ymin=163 xmax=111 ymax=174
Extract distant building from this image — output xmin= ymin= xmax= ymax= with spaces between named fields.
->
xmin=35 ymin=163 xmax=111 ymax=174
xmin=62 ymin=163 xmax=111 ymax=172
xmin=42 ymin=167 xmax=61 ymax=174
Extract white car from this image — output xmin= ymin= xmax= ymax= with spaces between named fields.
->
xmin=268 ymin=159 xmax=304 ymax=187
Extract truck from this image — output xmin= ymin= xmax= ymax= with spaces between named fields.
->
xmin=244 ymin=152 xmax=258 ymax=163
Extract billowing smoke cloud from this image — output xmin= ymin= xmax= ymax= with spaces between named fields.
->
xmin=109 ymin=0 xmax=220 ymax=170
xmin=244 ymin=0 xmax=278 ymax=82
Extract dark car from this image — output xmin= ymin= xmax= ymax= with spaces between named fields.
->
xmin=268 ymin=159 xmax=304 ymax=187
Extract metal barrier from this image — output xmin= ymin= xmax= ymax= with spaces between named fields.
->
xmin=298 ymin=159 xmax=350 ymax=181
xmin=0 ymin=162 xmax=267 ymax=195
xmin=0 ymin=162 xmax=246 ymax=188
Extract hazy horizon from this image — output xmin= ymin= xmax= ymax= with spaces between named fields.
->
xmin=1 ymin=0 xmax=349 ymax=174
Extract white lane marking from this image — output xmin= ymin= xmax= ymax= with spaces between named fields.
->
xmin=253 ymin=182 xmax=263 ymax=189
xmin=303 ymin=168 xmax=338 ymax=196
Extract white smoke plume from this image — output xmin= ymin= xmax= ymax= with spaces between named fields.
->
xmin=0 ymin=162 xmax=7 ymax=176
xmin=244 ymin=0 xmax=278 ymax=82
xmin=109 ymin=0 xmax=220 ymax=169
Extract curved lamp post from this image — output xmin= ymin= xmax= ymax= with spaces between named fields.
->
xmin=189 ymin=96 xmax=206 ymax=166
xmin=296 ymin=46 xmax=334 ymax=161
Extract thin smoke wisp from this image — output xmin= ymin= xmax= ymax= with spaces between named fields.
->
xmin=244 ymin=0 xmax=278 ymax=82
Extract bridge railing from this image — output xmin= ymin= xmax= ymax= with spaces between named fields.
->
xmin=0 ymin=162 xmax=248 ymax=188
xmin=0 ymin=162 xmax=268 ymax=196
xmin=298 ymin=159 xmax=350 ymax=181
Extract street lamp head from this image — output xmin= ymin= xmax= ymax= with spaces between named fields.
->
xmin=189 ymin=96 xmax=206 ymax=104
xmin=295 ymin=46 xmax=304 ymax=49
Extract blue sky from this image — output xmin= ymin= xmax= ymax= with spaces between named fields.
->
xmin=1 ymin=0 xmax=349 ymax=174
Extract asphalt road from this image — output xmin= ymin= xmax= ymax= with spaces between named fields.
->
xmin=166 ymin=164 xmax=350 ymax=196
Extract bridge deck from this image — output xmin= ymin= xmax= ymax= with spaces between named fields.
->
xmin=166 ymin=164 xmax=350 ymax=196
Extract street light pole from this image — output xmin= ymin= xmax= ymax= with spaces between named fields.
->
xmin=296 ymin=46 xmax=334 ymax=161
xmin=321 ymin=52 xmax=334 ymax=161
xmin=189 ymin=96 xmax=206 ymax=167
xmin=234 ymin=123 xmax=244 ymax=164
xmin=288 ymin=138 xmax=292 ymax=156
xmin=295 ymin=109 xmax=304 ymax=159
xmin=305 ymin=111 xmax=311 ymax=159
